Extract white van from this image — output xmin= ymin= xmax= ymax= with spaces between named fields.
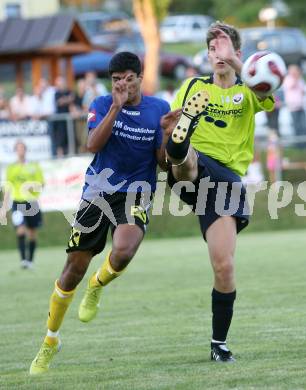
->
xmin=160 ymin=15 xmax=213 ymax=43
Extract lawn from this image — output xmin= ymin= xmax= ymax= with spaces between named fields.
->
xmin=163 ymin=42 xmax=203 ymax=56
xmin=0 ymin=230 xmax=305 ymax=390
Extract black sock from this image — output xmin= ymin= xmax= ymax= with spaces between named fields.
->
xmin=211 ymin=288 xmax=236 ymax=343
xmin=17 ymin=234 xmax=26 ymax=261
xmin=28 ymin=240 xmax=37 ymax=262
xmin=166 ymin=137 xmax=190 ymax=160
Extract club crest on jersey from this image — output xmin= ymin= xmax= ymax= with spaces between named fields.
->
xmin=87 ymin=110 xmax=96 ymax=123
xmin=232 ymin=93 xmax=244 ymax=104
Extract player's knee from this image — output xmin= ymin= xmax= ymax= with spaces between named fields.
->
xmin=172 ymin=167 xmax=198 ymax=182
xmin=62 ymin=252 xmax=92 ymax=282
xmin=212 ymin=255 xmax=234 ymax=281
xmin=112 ymin=243 xmax=136 ymax=265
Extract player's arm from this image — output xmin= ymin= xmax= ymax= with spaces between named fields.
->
xmin=156 ymin=109 xmax=182 ymax=170
xmin=0 ymin=185 xmax=11 ymax=210
xmin=87 ymin=78 xmax=128 ymax=153
xmin=0 ymin=171 xmax=12 ymax=223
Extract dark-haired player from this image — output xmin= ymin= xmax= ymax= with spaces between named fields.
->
xmin=30 ymin=52 xmax=180 ymax=374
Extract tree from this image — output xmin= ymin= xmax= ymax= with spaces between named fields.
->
xmin=169 ymin=0 xmax=214 ymax=16
xmin=176 ymin=0 xmax=306 ymax=30
xmin=283 ymin=0 xmax=306 ymax=29
xmin=133 ymin=0 xmax=171 ymax=95
xmin=206 ymin=0 xmax=268 ymax=26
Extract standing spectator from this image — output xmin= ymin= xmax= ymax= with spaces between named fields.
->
xmin=155 ymin=82 xmax=177 ymax=104
xmin=283 ymin=64 xmax=306 ymax=147
xmin=9 ymin=87 xmax=32 ymax=121
xmin=242 ymin=146 xmax=264 ymax=185
xmin=37 ymin=78 xmax=56 ymax=157
xmin=266 ymin=88 xmax=283 ymax=137
xmin=39 ymin=78 xmax=56 ymax=116
xmin=29 ymin=85 xmax=54 ymax=120
xmin=83 ymin=71 xmax=107 ymax=109
xmin=0 ymin=140 xmax=44 ymax=269
xmin=53 ymin=76 xmax=74 ymax=157
xmin=70 ymin=79 xmax=87 ymax=153
xmin=0 ymin=87 xmax=11 ymax=121
xmin=266 ymin=130 xmax=282 ymax=183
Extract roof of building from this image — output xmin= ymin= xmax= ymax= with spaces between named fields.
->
xmin=0 ymin=14 xmax=91 ymax=55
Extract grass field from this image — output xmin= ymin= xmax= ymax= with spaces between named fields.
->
xmin=1 ymin=230 xmax=306 ymax=390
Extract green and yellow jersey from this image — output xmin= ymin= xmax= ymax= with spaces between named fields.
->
xmin=5 ymin=162 xmax=44 ymax=202
xmin=171 ymin=76 xmax=274 ymax=176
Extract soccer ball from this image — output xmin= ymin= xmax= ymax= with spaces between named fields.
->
xmin=241 ymin=51 xmax=287 ymax=97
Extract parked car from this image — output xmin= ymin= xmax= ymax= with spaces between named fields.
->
xmin=72 ymin=50 xmax=113 ymax=77
xmin=72 ymin=33 xmax=193 ymax=79
xmin=242 ymin=27 xmax=306 ymax=70
xmin=193 ymin=27 xmax=306 ymax=75
xmin=160 ymin=14 xmax=213 ymax=43
xmin=78 ymin=11 xmax=135 ymax=50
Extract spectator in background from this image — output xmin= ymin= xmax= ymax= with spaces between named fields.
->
xmin=266 ymin=88 xmax=283 ymax=137
xmin=29 ymin=84 xmax=54 ymax=120
xmin=242 ymin=144 xmax=264 ymax=185
xmin=0 ymin=87 xmax=11 ymax=121
xmin=37 ymin=78 xmax=56 ymax=157
xmin=70 ymin=78 xmax=88 ymax=154
xmin=0 ymin=140 xmax=44 ymax=269
xmin=83 ymin=71 xmax=107 ymax=109
xmin=283 ymin=64 xmax=306 ymax=147
xmin=155 ymin=82 xmax=177 ymax=104
xmin=39 ymin=78 xmax=56 ymax=115
xmin=9 ymin=87 xmax=32 ymax=121
xmin=53 ymin=76 xmax=74 ymax=157
xmin=266 ymin=130 xmax=282 ymax=183
xmin=184 ymin=66 xmax=199 ymax=78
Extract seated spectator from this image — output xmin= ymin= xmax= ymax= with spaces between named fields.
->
xmin=10 ymin=87 xmax=32 ymax=121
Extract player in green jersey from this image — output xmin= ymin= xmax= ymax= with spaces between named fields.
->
xmin=166 ymin=22 xmax=275 ymax=362
xmin=1 ymin=140 xmax=44 ymax=269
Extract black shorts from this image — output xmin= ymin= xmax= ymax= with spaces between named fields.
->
xmin=167 ymin=152 xmax=249 ymax=240
xmin=66 ymin=192 xmax=152 ymax=256
xmin=12 ymin=201 xmax=43 ymax=229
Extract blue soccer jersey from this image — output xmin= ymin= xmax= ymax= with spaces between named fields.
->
xmin=82 ymin=95 xmax=170 ymax=200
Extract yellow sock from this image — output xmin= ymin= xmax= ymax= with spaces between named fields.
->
xmin=44 ymin=335 xmax=59 ymax=346
xmin=46 ymin=280 xmax=75 ymax=333
xmin=91 ymin=251 xmax=125 ymax=287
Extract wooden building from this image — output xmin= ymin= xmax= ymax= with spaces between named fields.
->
xmin=0 ymin=14 xmax=92 ymax=89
